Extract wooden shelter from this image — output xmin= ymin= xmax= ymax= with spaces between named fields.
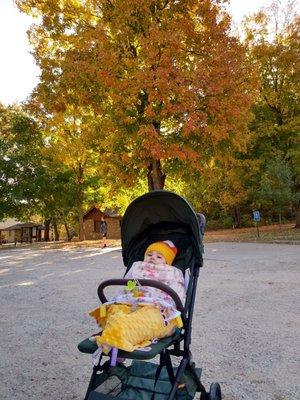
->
xmin=0 ymin=222 xmax=44 ymax=244
xmin=83 ymin=207 xmax=122 ymax=240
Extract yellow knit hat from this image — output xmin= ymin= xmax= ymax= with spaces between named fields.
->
xmin=145 ymin=240 xmax=177 ymax=265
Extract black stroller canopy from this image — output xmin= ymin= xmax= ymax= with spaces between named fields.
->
xmin=121 ymin=190 xmax=203 ymax=271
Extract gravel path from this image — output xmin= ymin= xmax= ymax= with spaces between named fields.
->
xmin=0 ymin=243 xmax=299 ymax=400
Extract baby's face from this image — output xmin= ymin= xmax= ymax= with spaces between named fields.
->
xmin=144 ymin=251 xmax=166 ymax=265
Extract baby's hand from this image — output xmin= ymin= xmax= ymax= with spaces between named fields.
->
xmin=133 ymin=291 xmax=145 ymax=298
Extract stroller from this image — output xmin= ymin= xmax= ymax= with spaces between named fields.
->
xmin=78 ymin=190 xmax=222 ymax=400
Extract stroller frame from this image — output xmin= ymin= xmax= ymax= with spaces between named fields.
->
xmin=79 ymin=190 xmax=221 ymax=400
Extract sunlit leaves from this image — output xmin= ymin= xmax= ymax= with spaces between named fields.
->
xmin=17 ymin=0 xmax=257 ymax=190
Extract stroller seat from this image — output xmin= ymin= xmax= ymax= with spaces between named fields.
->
xmin=78 ymin=329 xmax=181 ymax=360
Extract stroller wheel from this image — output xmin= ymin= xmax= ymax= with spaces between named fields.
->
xmin=200 ymin=382 xmax=221 ymax=400
xmin=208 ymin=382 xmax=222 ymax=400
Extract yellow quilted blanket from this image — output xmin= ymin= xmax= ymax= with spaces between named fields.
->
xmin=89 ymin=304 xmax=182 ymax=353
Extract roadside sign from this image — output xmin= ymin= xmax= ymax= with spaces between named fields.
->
xmin=253 ymin=210 xmax=261 ymax=238
xmin=253 ymin=211 xmax=261 ymax=222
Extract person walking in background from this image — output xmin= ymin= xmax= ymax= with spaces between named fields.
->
xmin=196 ymin=213 xmax=206 ymax=236
xmin=196 ymin=213 xmax=206 ymax=254
xmin=100 ymin=216 xmax=108 ymax=248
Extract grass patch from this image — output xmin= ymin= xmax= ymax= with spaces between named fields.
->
xmin=1 ymin=224 xmax=299 ymax=251
xmin=205 ymin=223 xmax=299 ymax=244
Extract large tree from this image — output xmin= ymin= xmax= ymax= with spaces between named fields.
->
xmin=18 ymin=0 xmax=257 ymax=190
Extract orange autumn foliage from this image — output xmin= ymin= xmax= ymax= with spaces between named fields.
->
xmin=17 ymin=0 xmax=258 ymax=190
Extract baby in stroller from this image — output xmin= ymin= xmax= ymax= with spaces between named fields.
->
xmin=89 ymin=240 xmax=185 ymax=354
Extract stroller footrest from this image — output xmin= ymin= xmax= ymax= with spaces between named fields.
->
xmin=88 ymin=393 xmax=111 ymax=400
xmin=87 ymin=391 xmax=133 ymax=400
xmin=78 ymin=337 xmax=98 ymax=354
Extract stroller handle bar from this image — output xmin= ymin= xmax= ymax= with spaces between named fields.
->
xmin=97 ymin=279 xmax=184 ymax=313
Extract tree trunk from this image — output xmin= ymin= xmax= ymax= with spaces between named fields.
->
xmin=64 ymin=223 xmax=71 ymax=241
xmin=233 ymin=205 xmax=242 ymax=228
xmin=52 ymin=219 xmax=60 ymax=241
xmin=76 ymin=164 xmax=85 ymax=241
xmin=78 ymin=207 xmax=85 ymax=241
xmin=294 ymin=201 xmax=300 ymax=228
xmin=44 ymin=219 xmax=51 ymax=241
xmin=278 ymin=212 xmax=282 ymax=229
xmin=147 ymin=160 xmax=166 ymax=191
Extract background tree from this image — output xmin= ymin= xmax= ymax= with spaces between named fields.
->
xmin=173 ymin=151 xmax=258 ymax=228
xmin=255 ymin=157 xmax=293 ymax=226
xmin=244 ymin=1 xmax=300 ymax=226
xmin=0 ymin=103 xmax=45 ymax=220
xmin=0 ymin=103 xmax=16 ymax=219
xmin=0 ymin=103 xmax=79 ymax=239
xmin=38 ymin=104 xmax=105 ymax=240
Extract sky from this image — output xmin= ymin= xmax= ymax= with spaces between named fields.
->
xmin=0 ymin=0 xmax=295 ymax=105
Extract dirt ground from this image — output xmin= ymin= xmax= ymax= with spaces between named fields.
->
xmin=0 ymin=243 xmax=299 ymax=400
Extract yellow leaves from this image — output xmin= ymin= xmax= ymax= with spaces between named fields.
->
xmin=208 ymin=158 xmax=215 ymax=169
